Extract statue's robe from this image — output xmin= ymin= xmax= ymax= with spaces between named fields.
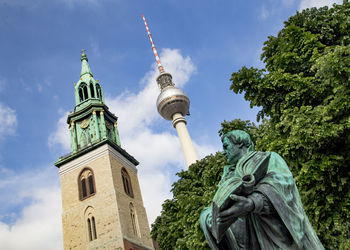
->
xmin=200 ymin=151 xmax=324 ymax=250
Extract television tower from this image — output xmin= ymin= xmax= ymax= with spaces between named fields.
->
xmin=142 ymin=15 xmax=198 ymax=166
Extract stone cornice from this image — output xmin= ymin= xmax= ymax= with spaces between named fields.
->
xmin=57 ymin=142 xmax=138 ymax=176
xmin=55 ymin=139 xmax=139 ymax=169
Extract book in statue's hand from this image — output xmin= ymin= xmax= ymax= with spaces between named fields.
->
xmin=211 ymin=151 xmax=271 ymax=243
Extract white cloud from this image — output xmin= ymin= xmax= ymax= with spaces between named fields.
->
xmin=259 ymin=0 xmax=296 ymax=20
xmin=260 ymin=5 xmax=271 ymax=20
xmin=0 ymin=188 xmax=62 ymax=250
xmin=49 ymin=48 xmax=217 ymax=225
xmin=48 ymin=112 xmax=70 ymax=151
xmin=299 ymin=0 xmax=342 ymax=10
xmin=0 ymin=103 xmax=17 ymax=140
xmin=0 ymin=167 xmax=63 ymax=250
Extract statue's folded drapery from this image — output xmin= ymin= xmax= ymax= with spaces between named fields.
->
xmin=200 ymin=151 xmax=324 ymax=250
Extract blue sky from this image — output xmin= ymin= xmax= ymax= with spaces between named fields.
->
xmin=0 ymin=0 xmax=342 ymax=248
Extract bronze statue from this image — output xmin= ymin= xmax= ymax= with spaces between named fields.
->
xmin=200 ymin=130 xmax=324 ymax=249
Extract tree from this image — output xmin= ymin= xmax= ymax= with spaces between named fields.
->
xmin=151 ymin=2 xmax=350 ymax=249
xmin=230 ymin=2 xmax=350 ymax=249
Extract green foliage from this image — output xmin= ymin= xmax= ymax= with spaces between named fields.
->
xmin=218 ymin=119 xmax=258 ymax=138
xmin=230 ymin=2 xmax=350 ymax=249
xmin=151 ymin=2 xmax=350 ymax=249
xmin=151 ymin=153 xmax=226 ymax=249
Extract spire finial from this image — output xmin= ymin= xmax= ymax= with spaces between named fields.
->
xmin=81 ymin=49 xmax=88 ymax=61
xmin=142 ymin=15 xmax=164 ymax=73
xmin=80 ymin=50 xmax=92 ymax=76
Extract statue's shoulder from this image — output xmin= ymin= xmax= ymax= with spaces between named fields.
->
xmin=254 ymin=151 xmax=283 ymax=160
xmin=244 ymin=151 xmax=271 ymax=163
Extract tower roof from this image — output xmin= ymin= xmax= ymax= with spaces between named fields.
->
xmin=74 ymin=50 xmax=105 ymax=110
xmin=80 ymin=50 xmax=93 ymax=77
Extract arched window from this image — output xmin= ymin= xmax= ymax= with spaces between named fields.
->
xmin=85 ymin=207 xmax=97 ymax=242
xmin=87 ymin=218 xmax=92 ymax=241
xmin=121 ymin=168 xmax=133 ymax=198
xmin=92 ymin=216 xmax=97 ymax=240
xmin=130 ymin=203 xmax=140 ymax=237
xmin=87 ymin=216 xmax=97 ymax=241
xmin=79 ymin=83 xmax=89 ymax=102
xmin=79 ymin=168 xmax=96 ymax=200
xmin=79 ymin=88 xmax=84 ymax=102
xmin=96 ymin=84 xmax=102 ymax=100
xmin=90 ymin=83 xmax=95 ymax=98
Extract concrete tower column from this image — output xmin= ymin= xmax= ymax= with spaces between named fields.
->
xmin=172 ymin=113 xmax=198 ymax=166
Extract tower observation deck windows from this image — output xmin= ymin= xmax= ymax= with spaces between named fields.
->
xmin=121 ymin=168 xmax=134 ymax=198
xmin=79 ymin=168 xmax=96 ymax=200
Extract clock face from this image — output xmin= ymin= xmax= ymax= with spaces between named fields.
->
xmin=80 ymin=118 xmax=90 ymax=129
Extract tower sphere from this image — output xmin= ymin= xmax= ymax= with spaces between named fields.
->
xmin=156 ymin=87 xmax=190 ymax=121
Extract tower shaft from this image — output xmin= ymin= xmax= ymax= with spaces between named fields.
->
xmin=172 ymin=113 xmax=198 ymax=166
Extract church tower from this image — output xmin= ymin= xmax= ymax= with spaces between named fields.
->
xmin=55 ymin=51 xmax=154 ymax=250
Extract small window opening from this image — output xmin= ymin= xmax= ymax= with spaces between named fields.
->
xmin=81 ymin=178 xmax=87 ymax=197
xmin=130 ymin=203 xmax=140 ymax=237
xmin=90 ymin=84 xmax=95 ymax=98
xmin=83 ymin=85 xmax=88 ymax=100
xmin=96 ymin=84 xmax=101 ymax=99
xmin=121 ymin=168 xmax=134 ymax=198
xmin=88 ymin=175 xmax=95 ymax=195
xmin=87 ymin=218 xmax=92 ymax=241
xmin=79 ymin=88 xmax=84 ymax=102
xmin=92 ymin=216 xmax=97 ymax=239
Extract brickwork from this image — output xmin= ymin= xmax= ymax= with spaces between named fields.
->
xmin=59 ymin=144 xmax=154 ymax=250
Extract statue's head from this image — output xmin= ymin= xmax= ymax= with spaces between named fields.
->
xmin=221 ymin=130 xmax=254 ymax=165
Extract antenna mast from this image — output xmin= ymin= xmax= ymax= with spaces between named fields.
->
xmin=142 ymin=15 xmax=164 ymax=73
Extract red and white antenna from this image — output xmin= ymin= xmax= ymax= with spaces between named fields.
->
xmin=142 ymin=15 xmax=164 ymax=73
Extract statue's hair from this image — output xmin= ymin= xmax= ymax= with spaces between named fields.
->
xmin=221 ymin=130 xmax=254 ymax=151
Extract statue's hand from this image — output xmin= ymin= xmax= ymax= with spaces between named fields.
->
xmin=217 ymin=194 xmax=254 ymax=225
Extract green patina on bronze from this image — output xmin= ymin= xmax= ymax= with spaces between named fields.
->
xmin=55 ymin=51 xmax=124 ymax=167
xmin=200 ymin=130 xmax=324 ymax=250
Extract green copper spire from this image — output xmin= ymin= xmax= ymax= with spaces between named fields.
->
xmin=74 ymin=50 xmax=105 ymax=110
xmin=61 ymin=51 xmax=121 ymax=156
xmin=80 ymin=49 xmax=93 ymax=77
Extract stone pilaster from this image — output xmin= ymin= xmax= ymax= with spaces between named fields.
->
xmin=92 ymin=110 xmax=100 ymax=141
xmin=114 ymin=122 xmax=121 ymax=146
xmin=70 ymin=121 xmax=78 ymax=152
xmin=100 ymin=110 xmax=106 ymax=138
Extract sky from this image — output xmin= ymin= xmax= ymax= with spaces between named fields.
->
xmin=0 ymin=0 xmax=342 ymax=249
